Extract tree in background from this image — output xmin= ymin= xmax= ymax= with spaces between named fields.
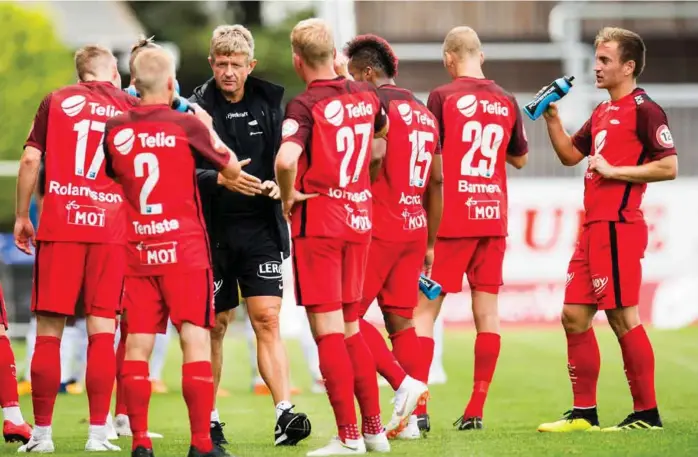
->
xmin=0 ymin=2 xmax=75 ymax=229
xmin=127 ymin=1 xmax=312 ymax=101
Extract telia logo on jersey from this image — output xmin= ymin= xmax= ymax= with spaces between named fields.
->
xmin=397 ymin=103 xmax=413 ymax=125
xmin=324 ymin=100 xmax=374 ymax=126
xmin=139 ymin=132 xmax=176 ymax=148
xmin=114 ymin=128 xmax=136 ymax=155
xmin=594 ymin=129 xmax=608 ymax=155
xmin=456 ymin=95 xmax=478 ymax=118
xmin=61 ymin=95 xmax=87 ymax=117
xmin=137 ymin=241 xmax=178 ymax=266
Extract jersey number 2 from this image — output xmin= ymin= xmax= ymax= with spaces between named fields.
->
xmin=134 ymin=153 xmax=162 ymax=216
xmin=461 ymin=121 xmax=504 ymax=178
xmin=336 ymin=123 xmax=371 ymax=188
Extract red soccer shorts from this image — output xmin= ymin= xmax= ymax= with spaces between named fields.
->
xmin=32 ymin=241 xmax=126 ymax=318
xmin=430 ymin=236 xmax=506 ymax=295
xmin=291 ymin=237 xmax=369 ymax=321
xmin=0 ymin=282 xmax=7 ymax=330
xmin=565 ymin=221 xmax=647 ymax=310
xmin=359 ymin=238 xmax=426 ymax=319
xmin=122 ymin=269 xmax=215 ymax=334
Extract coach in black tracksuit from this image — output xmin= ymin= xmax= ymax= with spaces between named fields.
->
xmin=189 ymin=24 xmax=309 ymax=448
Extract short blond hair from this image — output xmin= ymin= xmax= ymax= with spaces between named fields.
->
xmin=443 ymin=26 xmax=481 ymax=59
xmin=74 ymin=45 xmax=115 ymax=81
xmin=595 ymin=27 xmax=646 ymax=78
xmin=132 ymin=48 xmax=175 ymax=96
xmin=210 ymin=25 xmax=254 ymax=61
xmin=290 ymin=18 xmax=334 ymax=68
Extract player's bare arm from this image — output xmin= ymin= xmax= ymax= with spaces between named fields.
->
xmin=506 ymin=154 xmax=528 ymax=169
xmin=424 ymin=154 xmax=444 ymax=273
xmin=544 ymin=103 xmax=586 ymax=166
xmin=274 ymin=141 xmax=317 ymax=219
xmin=369 ymin=137 xmax=387 ymax=182
xmin=590 ymin=154 xmax=677 ymax=183
xmin=14 ymin=145 xmax=42 ymax=254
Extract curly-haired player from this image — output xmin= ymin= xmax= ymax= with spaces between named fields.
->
xmin=343 ymin=34 xmax=442 ymax=440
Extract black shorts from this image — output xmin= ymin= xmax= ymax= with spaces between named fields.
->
xmin=212 ymin=219 xmax=284 ymax=313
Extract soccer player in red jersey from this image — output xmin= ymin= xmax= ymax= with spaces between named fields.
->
xmin=537 ymin=27 xmax=677 ymax=433
xmin=275 ymin=18 xmax=390 ymax=456
xmin=0 ymin=282 xmax=33 ymax=445
xmin=343 ymin=34 xmax=441 ymax=440
xmin=15 ymin=45 xmax=138 ymax=453
xmin=414 ymin=26 xmax=529 ymax=432
xmin=104 ymin=47 xmax=244 ymax=457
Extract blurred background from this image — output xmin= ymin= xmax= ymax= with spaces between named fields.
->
xmin=1 ymin=1 xmax=697 ymax=336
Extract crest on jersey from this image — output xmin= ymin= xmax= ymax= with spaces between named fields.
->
xmin=656 ymin=124 xmax=674 ymax=148
xmin=456 ymin=95 xmax=478 ymax=118
xmin=324 ymin=100 xmax=344 ymax=126
xmin=113 ymin=128 xmax=135 ymax=155
xmin=61 ymin=95 xmax=86 ymax=117
xmin=281 ymin=119 xmax=299 ymax=139
xmin=594 ymin=129 xmax=607 ymax=155
xmin=397 ymin=103 xmax=413 ymax=125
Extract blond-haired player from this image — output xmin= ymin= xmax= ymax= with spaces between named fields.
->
xmin=276 ymin=18 xmax=390 ymax=456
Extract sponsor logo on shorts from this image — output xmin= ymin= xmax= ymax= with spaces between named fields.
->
xmin=344 ymin=204 xmax=371 ymax=233
xmin=402 ymin=208 xmax=427 ymax=231
xmin=213 ymin=280 xmax=223 ymax=297
xmin=592 ymin=275 xmax=609 ymax=296
xmin=258 ymin=261 xmax=282 ymax=281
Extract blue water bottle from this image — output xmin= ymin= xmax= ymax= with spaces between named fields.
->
xmin=524 ymin=76 xmax=575 ymax=121
xmin=125 ymin=80 xmax=191 ymax=112
xmin=419 ymin=274 xmax=442 ymax=300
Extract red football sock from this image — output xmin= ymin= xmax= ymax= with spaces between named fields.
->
xmin=414 ymin=336 xmax=434 ymax=416
xmin=359 ymin=318 xmax=406 ymax=390
xmin=316 ymin=333 xmax=359 ymax=441
xmin=182 ymin=361 xmax=214 ymax=453
xmin=0 ymin=336 xmax=19 ymax=408
xmin=345 ymin=332 xmax=382 ymax=435
xmin=31 ymin=336 xmax=61 ymax=426
xmin=619 ymin=325 xmax=657 ymax=411
xmin=389 ymin=327 xmax=421 ymax=380
xmin=566 ymin=327 xmax=600 ymax=409
xmin=86 ymin=333 xmax=116 ymax=426
xmin=464 ymin=332 xmax=501 ymax=419
xmin=114 ymin=332 xmax=127 ymax=416
xmin=122 ymin=360 xmax=152 ymax=450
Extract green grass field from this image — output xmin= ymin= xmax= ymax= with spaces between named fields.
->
xmin=3 ymin=327 xmax=697 ymax=457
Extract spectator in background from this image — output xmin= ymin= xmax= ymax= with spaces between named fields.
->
xmin=189 ymin=24 xmax=310 ymax=447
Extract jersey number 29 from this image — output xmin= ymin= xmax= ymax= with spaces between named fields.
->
xmin=461 ymin=120 xmax=504 ymax=178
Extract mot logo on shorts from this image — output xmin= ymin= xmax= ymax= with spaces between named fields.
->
xmin=466 ymin=198 xmax=501 ymax=220
xmin=66 ymin=201 xmax=106 ymax=228
xmin=258 ymin=261 xmax=282 ymax=280
xmin=138 ymin=241 xmax=178 ymax=266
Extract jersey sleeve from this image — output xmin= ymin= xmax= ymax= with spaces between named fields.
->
xmin=571 ymin=116 xmax=593 ymax=156
xmin=427 ymin=90 xmax=445 ymax=143
xmin=281 ymin=98 xmax=313 ymax=148
xmin=506 ymin=98 xmax=529 ymax=156
xmin=181 ymin=117 xmax=232 ymax=171
xmin=25 ymin=93 xmax=52 ymax=154
xmin=636 ymin=101 xmax=677 ymax=160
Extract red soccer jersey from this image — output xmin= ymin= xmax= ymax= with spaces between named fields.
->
xmin=427 ymin=77 xmax=528 ymax=238
xmin=371 ymin=85 xmax=440 ymax=242
xmin=25 ymin=82 xmax=138 ymax=244
xmin=281 ymin=77 xmax=388 ymax=243
xmin=103 ymin=105 xmax=231 ymax=276
xmin=572 ymin=88 xmax=677 ymax=225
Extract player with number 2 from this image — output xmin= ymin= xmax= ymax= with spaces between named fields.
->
xmin=414 ymin=26 xmax=529 ymax=433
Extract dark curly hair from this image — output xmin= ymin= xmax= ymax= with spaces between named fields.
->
xmin=344 ymin=34 xmax=398 ymax=78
